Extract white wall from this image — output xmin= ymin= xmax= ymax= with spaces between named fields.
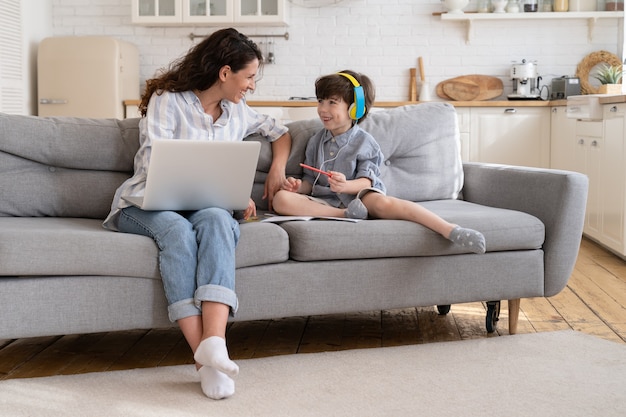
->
xmin=47 ymin=0 xmax=623 ymax=101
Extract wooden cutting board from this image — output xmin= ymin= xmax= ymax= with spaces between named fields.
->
xmin=437 ymin=75 xmax=504 ymax=101
xmin=442 ymin=80 xmax=480 ymax=101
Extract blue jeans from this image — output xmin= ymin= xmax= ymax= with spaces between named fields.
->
xmin=118 ymin=206 xmax=240 ymax=322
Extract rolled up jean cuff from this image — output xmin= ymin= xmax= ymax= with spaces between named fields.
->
xmin=168 ymin=298 xmax=201 ymax=322
xmin=194 ymin=284 xmax=239 ymax=317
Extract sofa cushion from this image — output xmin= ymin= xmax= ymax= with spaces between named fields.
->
xmin=0 ymin=114 xmax=138 ymax=171
xmin=0 ymin=218 xmax=290 ymax=277
xmin=278 ymin=200 xmax=545 ymax=261
xmin=0 ymin=151 xmax=130 ymax=219
xmin=360 ymin=103 xmax=463 ymax=202
xmin=0 ymin=114 xmax=139 ymax=218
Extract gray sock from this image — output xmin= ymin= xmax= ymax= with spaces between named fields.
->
xmin=449 ymin=226 xmax=486 ymax=254
xmin=345 ymin=198 xmax=368 ymax=219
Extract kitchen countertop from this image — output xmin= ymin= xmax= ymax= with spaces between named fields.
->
xmin=123 ymin=96 xmax=626 ymax=108
xmin=599 ymin=95 xmax=626 ymax=104
xmin=123 ymin=99 xmax=556 ymax=107
xmin=247 ymin=100 xmax=557 ymax=107
xmin=251 ymin=95 xmax=625 ymax=106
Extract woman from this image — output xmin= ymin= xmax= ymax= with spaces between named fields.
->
xmin=103 ymin=28 xmax=291 ymax=399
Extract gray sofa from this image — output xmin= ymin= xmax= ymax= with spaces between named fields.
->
xmin=0 ymin=103 xmax=588 ymax=340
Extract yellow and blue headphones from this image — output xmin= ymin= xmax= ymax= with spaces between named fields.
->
xmin=338 ymin=72 xmax=366 ymax=121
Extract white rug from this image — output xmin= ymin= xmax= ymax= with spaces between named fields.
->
xmin=1 ymin=331 xmax=624 ymax=417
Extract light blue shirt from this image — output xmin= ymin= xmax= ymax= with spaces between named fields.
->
xmin=303 ymin=124 xmax=386 ymax=208
xmin=103 ymin=90 xmax=288 ymax=230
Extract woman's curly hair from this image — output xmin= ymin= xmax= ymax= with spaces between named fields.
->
xmin=139 ymin=28 xmax=262 ymax=116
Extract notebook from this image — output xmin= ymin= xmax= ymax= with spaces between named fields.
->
xmin=123 ymin=139 xmax=261 ymax=211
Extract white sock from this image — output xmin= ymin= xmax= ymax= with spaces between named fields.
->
xmin=194 ymin=336 xmax=239 ymax=378
xmin=198 ymin=366 xmax=235 ymax=400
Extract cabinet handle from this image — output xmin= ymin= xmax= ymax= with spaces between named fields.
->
xmin=610 ymin=106 xmax=618 ymax=112
xmin=591 ymin=140 xmax=598 ymax=147
xmin=504 ymin=108 xmax=517 ymax=113
xmin=39 ymin=99 xmax=68 ymax=104
xmin=578 ymin=138 xmax=585 ymax=145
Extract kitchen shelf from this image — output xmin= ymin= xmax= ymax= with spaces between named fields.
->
xmin=439 ymin=11 xmax=624 ymax=43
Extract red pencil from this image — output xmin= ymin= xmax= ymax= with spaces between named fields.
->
xmin=300 ymin=163 xmax=332 ymax=177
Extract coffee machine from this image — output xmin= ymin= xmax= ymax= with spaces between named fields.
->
xmin=508 ymin=59 xmax=542 ymax=100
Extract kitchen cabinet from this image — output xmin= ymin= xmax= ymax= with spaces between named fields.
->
xmin=132 ymin=0 xmax=287 ymax=26
xmin=283 ymin=107 xmax=319 ymax=122
xmin=573 ymin=119 xmax=603 ymax=240
xmin=236 ymin=0 xmax=286 ymax=25
xmin=556 ymin=102 xmax=626 ymax=258
xmin=456 ymin=107 xmax=470 ymax=161
xmin=125 ymin=102 xmax=141 ymax=119
xmin=132 ymin=0 xmax=181 ymax=25
xmin=550 ymin=106 xmax=577 ymax=171
xmin=183 ymin=0 xmax=234 ymax=24
xmin=599 ymin=103 xmax=625 ymax=254
xmin=549 ymin=104 xmax=603 ymax=241
xmin=248 ymin=106 xmax=285 ymax=121
xmin=248 ymin=104 xmax=316 ymax=123
xmin=469 ymin=107 xmax=551 ymax=168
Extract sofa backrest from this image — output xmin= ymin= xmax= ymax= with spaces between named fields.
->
xmin=0 ymin=113 xmax=138 ymax=218
xmin=0 ymin=102 xmax=462 ymax=218
xmin=249 ymin=102 xmax=464 ymax=210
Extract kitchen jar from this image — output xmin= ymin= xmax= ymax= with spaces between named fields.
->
xmin=505 ymin=0 xmax=521 ymax=13
xmin=605 ymin=0 xmax=624 ymax=10
xmin=569 ymin=0 xmax=596 ymax=10
xmin=506 ymin=0 xmax=521 ymax=11
xmin=540 ymin=0 xmax=553 ymax=10
xmin=492 ymin=0 xmax=508 ymax=12
xmin=477 ymin=0 xmax=491 ymax=12
xmin=554 ymin=0 xmax=568 ymax=10
xmin=524 ymin=0 xmax=539 ymax=11
xmin=442 ymin=0 xmax=470 ymax=13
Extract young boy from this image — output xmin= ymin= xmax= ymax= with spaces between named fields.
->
xmin=272 ymin=70 xmax=486 ymax=254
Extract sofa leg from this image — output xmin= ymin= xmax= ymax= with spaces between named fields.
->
xmin=508 ymin=298 xmax=521 ymax=335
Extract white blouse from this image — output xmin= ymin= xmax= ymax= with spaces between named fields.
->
xmin=103 ymin=90 xmax=288 ymax=231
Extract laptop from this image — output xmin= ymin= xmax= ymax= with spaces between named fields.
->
xmin=123 ymin=139 xmax=261 ymax=211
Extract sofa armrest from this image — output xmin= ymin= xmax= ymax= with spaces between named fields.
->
xmin=462 ymin=162 xmax=589 ymax=297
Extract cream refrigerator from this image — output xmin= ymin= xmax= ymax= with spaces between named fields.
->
xmin=37 ymin=36 xmax=140 ymax=118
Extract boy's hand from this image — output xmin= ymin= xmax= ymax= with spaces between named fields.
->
xmin=327 ymin=171 xmax=348 ymax=193
xmin=281 ymin=177 xmax=302 ymax=193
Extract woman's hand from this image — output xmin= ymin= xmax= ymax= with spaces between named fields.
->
xmin=264 ymin=132 xmax=292 ymax=211
xmin=264 ymin=167 xmax=285 ymax=211
xmin=281 ymin=177 xmax=302 ymax=193
xmin=242 ymin=198 xmax=257 ymax=220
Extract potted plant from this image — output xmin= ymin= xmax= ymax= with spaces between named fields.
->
xmin=592 ymin=64 xmax=623 ymax=94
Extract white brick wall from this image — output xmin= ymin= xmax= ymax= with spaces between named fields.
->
xmin=50 ymin=0 xmax=623 ymax=101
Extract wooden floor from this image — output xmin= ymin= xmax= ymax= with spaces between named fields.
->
xmin=1 ymin=237 xmax=625 ymax=381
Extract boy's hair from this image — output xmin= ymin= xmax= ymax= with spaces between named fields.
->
xmin=315 ymin=70 xmax=376 ymax=123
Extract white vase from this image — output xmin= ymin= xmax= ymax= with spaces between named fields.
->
xmin=491 ymin=0 xmax=508 ymax=13
xmin=443 ymin=0 xmax=469 ymax=14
